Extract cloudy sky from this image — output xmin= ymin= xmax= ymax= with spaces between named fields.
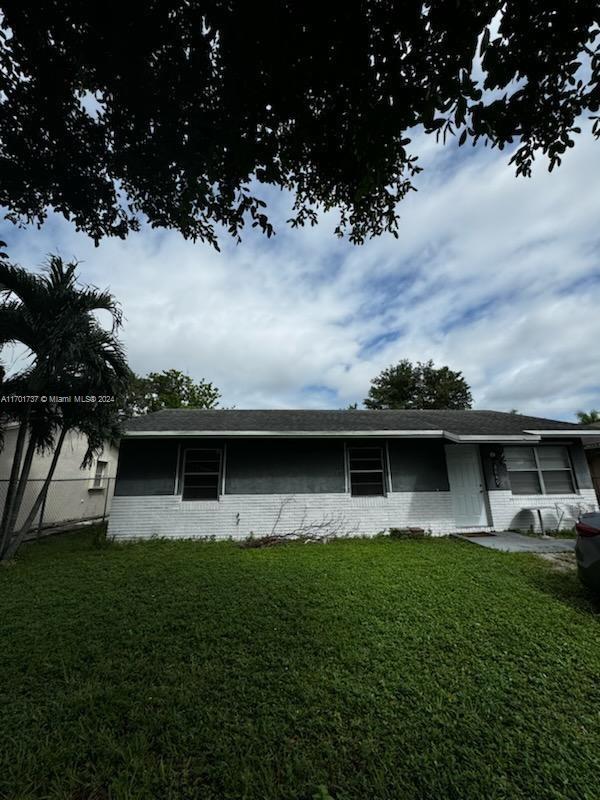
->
xmin=1 ymin=125 xmax=599 ymax=420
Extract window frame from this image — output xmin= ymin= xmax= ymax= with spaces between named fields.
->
xmin=505 ymin=445 xmax=577 ymax=496
xmin=88 ymin=458 xmax=109 ymax=492
xmin=181 ymin=447 xmax=223 ymax=501
xmin=346 ymin=444 xmax=387 ymax=497
xmin=91 ymin=459 xmax=108 ymax=489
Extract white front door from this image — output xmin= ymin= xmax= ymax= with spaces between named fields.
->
xmin=445 ymin=444 xmax=489 ymax=527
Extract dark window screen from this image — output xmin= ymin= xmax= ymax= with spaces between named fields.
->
xmin=348 ymin=447 xmax=386 ymax=496
xmin=182 ymin=449 xmax=222 ymax=500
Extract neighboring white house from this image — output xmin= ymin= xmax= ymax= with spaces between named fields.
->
xmin=0 ymin=424 xmax=119 ymax=532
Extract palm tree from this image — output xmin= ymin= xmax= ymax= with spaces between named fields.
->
xmin=576 ymin=409 xmax=600 ymax=426
xmin=0 ymin=256 xmax=130 ymax=561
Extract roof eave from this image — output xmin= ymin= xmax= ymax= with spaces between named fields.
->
xmin=444 ymin=433 xmax=541 ymax=443
xmin=122 ymin=428 xmax=594 ymax=441
xmin=122 ymin=429 xmax=446 ymax=438
xmin=523 ymin=429 xmax=599 ymax=436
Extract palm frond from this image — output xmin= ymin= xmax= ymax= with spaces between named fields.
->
xmin=74 ymin=288 xmax=123 ymax=329
xmin=44 ymin=256 xmax=78 ymax=292
xmin=0 ymin=262 xmax=46 ymax=309
xmin=2 ymin=253 xmax=131 ymax=473
xmin=0 ymin=301 xmax=37 ymax=350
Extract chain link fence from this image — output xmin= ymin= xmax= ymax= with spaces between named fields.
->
xmin=0 ymin=476 xmax=116 ymax=539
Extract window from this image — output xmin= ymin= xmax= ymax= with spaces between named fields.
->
xmin=92 ymin=459 xmax=107 ymax=489
xmin=348 ymin=446 xmax=386 ymax=496
xmin=182 ymin=449 xmax=222 ymax=500
xmin=504 ymin=446 xmax=575 ymax=495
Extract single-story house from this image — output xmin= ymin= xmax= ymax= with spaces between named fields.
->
xmin=0 ymin=424 xmax=118 ymax=532
xmin=107 ymin=409 xmax=599 ymax=540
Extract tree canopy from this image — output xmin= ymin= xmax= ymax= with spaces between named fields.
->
xmin=0 ymin=1 xmax=598 ymax=248
xmin=126 ymin=369 xmax=220 ymax=415
xmin=364 ymin=359 xmax=473 ymax=410
xmin=576 ymin=409 xmax=600 ymax=425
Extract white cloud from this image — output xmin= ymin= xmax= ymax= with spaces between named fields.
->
xmin=1 ymin=125 xmax=600 ymax=421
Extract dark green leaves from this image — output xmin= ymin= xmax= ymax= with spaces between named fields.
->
xmin=0 ymin=255 xmax=130 ymax=455
xmin=364 ymin=359 xmax=473 ymax=410
xmin=0 ymin=1 xmax=598 ymax=247
xmin=124 ymin=369 xmax=221 ymax=416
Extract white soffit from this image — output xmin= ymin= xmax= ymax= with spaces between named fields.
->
xmin=124 ymin=429 xmax=445 ymax=438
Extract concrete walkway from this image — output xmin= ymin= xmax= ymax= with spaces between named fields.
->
xmin=454 ymin=531 xmax=576 ymax=553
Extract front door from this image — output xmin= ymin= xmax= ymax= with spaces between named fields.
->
xmin=445 ymin=444 xmax=489 ymax=527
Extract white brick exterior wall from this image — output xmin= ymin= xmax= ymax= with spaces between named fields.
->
xmin=486 ymin=489 xmax=598 ymax=533
xmin=107 ymin=488 xmax=599 ymax=541
xmin=108 ymin=491 xmax=458 ymax=540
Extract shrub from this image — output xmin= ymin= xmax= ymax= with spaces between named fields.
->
xmin=389 ymin=527 xmax=428 ymax=539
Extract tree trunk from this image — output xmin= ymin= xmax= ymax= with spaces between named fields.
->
xmin=5 ymin=427 xmax=68 ymax=559
xmin=0 ymin=416 xmax=29 ymax=559
xmin=0 ymin=431 xmax=38 ymax=561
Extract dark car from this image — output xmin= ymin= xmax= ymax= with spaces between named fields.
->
xmin=575 ymin=512 xmax=600 ymax=589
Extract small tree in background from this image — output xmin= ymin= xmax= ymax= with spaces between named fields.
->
xmin=364 ymin=359 xmax=472 ymax=410
xmin=126 ymin=369 xmax=220 ymax=415
xmin=577 ymin=409 xmax=600 ymax=426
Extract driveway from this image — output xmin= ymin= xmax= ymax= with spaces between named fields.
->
xmin=454 ymin=531 xmax=576 ymax=553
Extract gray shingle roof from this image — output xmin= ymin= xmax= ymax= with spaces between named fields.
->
xmin=123 ymin=408 xmax=587 ymax=436
xmin=583 ymin=425 xmax=600 ymax=448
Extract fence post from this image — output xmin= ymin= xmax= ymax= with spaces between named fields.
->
xmin=37 ymin=483 xmax=48 ymax=539
xmin=101 ymin=477 xmax=110 ymax=525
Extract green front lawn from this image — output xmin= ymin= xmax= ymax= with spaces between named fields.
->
xmin=2 ymin=532 xmax=600 ymax=800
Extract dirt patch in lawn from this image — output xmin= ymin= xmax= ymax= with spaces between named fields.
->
xmin=537 ymin=552 xmax=576 ymax=572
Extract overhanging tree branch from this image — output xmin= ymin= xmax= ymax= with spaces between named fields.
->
xmin=0 ymin=1 xmax=598 ymax=247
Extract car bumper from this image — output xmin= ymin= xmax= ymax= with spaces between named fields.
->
xmin=575 ymin=535 xmax=600 ymax=589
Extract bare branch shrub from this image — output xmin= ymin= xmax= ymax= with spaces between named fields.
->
xmin=239 ymin=498 xmax=360 ymax=548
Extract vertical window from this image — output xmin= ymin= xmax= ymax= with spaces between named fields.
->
xmin=182 ymin=449 xmax=222 ymax=500
xmin=537 ymin=446 xmax=575 ymax=494
xmin=348 ymin=446 xmax=386 ymax=496
xmin=93 ymin=459 xmax=108 ymax=488
xmin=505 ymin=446 xmax=575 ymax=495
xmin=504 ymin=447 xmax=541 ymax=494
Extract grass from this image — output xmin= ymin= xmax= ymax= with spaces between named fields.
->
xmin=545 ymin=528 xmax=578 ymax=539
xmin=2 ymin=531 xmax=600 ymax=800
